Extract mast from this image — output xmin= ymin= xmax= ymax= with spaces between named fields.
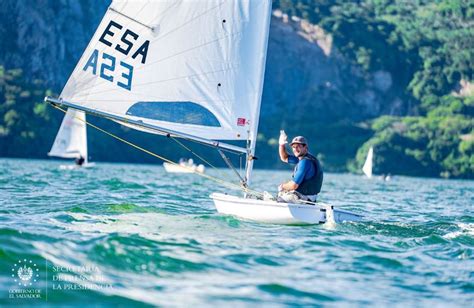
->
xmin=244 ymin=1 xmax=273 ymax=190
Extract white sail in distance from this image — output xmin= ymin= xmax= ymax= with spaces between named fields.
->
xmin=59 ymin=0 xmax=271 ymax=143
xmin=362 ymin=146 xmax=373 ymax=178
xmin=48 ymin=109 xmax=88 ymax=161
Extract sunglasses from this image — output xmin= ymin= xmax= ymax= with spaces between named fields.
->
xmin=291 ymin=144 xmax=306 ymax=149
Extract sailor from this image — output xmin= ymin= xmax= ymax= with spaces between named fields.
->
xmin=75 ymin=156 xmax=85 ymax=166
xmin=277 ymin=131 xmax=323 ymax=203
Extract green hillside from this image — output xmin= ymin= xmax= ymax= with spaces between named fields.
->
xmin=273 ymin=0 xmax=473 ymax=178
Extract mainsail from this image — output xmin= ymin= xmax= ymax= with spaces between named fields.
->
xmin=59 ymin=0 xmax=270 ymax=143
xmin=48 ymin=109 xmax=88 ymax=161
xmin=47 ymin=0 xmax=271 ymax=186
xmin=362 ymin=146 xmax=373 ymax=178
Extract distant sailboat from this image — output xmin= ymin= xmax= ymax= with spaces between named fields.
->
xmin=163 ymin=158 xmax=205 ymax=174
xmin=362 ymin=146 xmax=373 ymax=178
xmin=45 ymin=0 xmax=361 ymax=224
xmin=48 ymin=109 xmax=93 ymax=169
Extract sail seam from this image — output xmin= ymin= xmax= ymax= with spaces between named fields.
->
xmin=109 ymin=7 xmax=154 ymax=30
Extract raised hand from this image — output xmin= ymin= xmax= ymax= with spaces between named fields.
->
xmin=279 ymin=130 xmax=288 ymax=145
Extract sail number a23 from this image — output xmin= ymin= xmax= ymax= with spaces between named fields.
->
xmin=82 ymin=20 xmax=150 ymax=91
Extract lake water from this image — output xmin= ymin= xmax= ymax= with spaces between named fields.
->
xmin=0 ymin=158 xmax=472 ymax=306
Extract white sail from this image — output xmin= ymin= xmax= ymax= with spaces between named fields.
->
xmin=362 ymin=146 xmax=373 ymax=178
xmin=48 ymin=109 xmax=88 ymax=161
xmin=60 ymin=0 xmax=271 ymax=142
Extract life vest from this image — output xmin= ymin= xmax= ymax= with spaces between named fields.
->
xmin=292 ymin=153 xmax=323 ymax=195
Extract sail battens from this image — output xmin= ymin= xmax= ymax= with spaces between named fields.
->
xmin=109 ymin=7 xmax=155 ymax=31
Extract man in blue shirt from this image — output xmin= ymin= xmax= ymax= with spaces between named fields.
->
xmin=277 ymin=131 xmax=323 ymax=203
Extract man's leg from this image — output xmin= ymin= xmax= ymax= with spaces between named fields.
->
xmin=277 ymin=191 xmax=318 ymax=203
xmin=277 ymin=191 xmax=301 ymax=203
xmin=293 ymin=191 xmax=318 ymax=202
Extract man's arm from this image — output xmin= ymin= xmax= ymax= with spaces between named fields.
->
xmin=278 ymin=130 xmax=289 ymax=162
xmin=280 ymin=159 xmax=309 ymax=191
xmin=279 ymin=144 xmax=289 ymax=162
xmin=280 ymin=180 xmax=298 ymax=191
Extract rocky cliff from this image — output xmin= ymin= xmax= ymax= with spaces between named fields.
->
xmin=0 ymin=0 xmax=109 ymax=87
xmin=265 ymin=11 xmax=410 ymax=126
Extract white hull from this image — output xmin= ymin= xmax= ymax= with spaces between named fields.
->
xmin=163 ymin=162 xmax=205 ymax=174
xmin=211 ymin=193 xmax=362 ymax=225
xmin=59 ymin=162 xmax=96 ymax=170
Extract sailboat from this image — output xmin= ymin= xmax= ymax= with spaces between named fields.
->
xmin=163 ymin=158 xmax=205 ymax=174
xmin=45 ymin=0 xmax=361 ymax=224
xmin=362 ymin=146 xmax=373 ymax=179
xmin=48 ymin=108 xmax=94 ymax=169
xmin=361 ymin=146 xmax=391 ymax=181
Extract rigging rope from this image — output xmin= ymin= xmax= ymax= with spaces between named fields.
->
xmin=169 ymin=136 xmax=219 ymax=171
xmin=51 ymin=104 xmax=264 ymax=198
